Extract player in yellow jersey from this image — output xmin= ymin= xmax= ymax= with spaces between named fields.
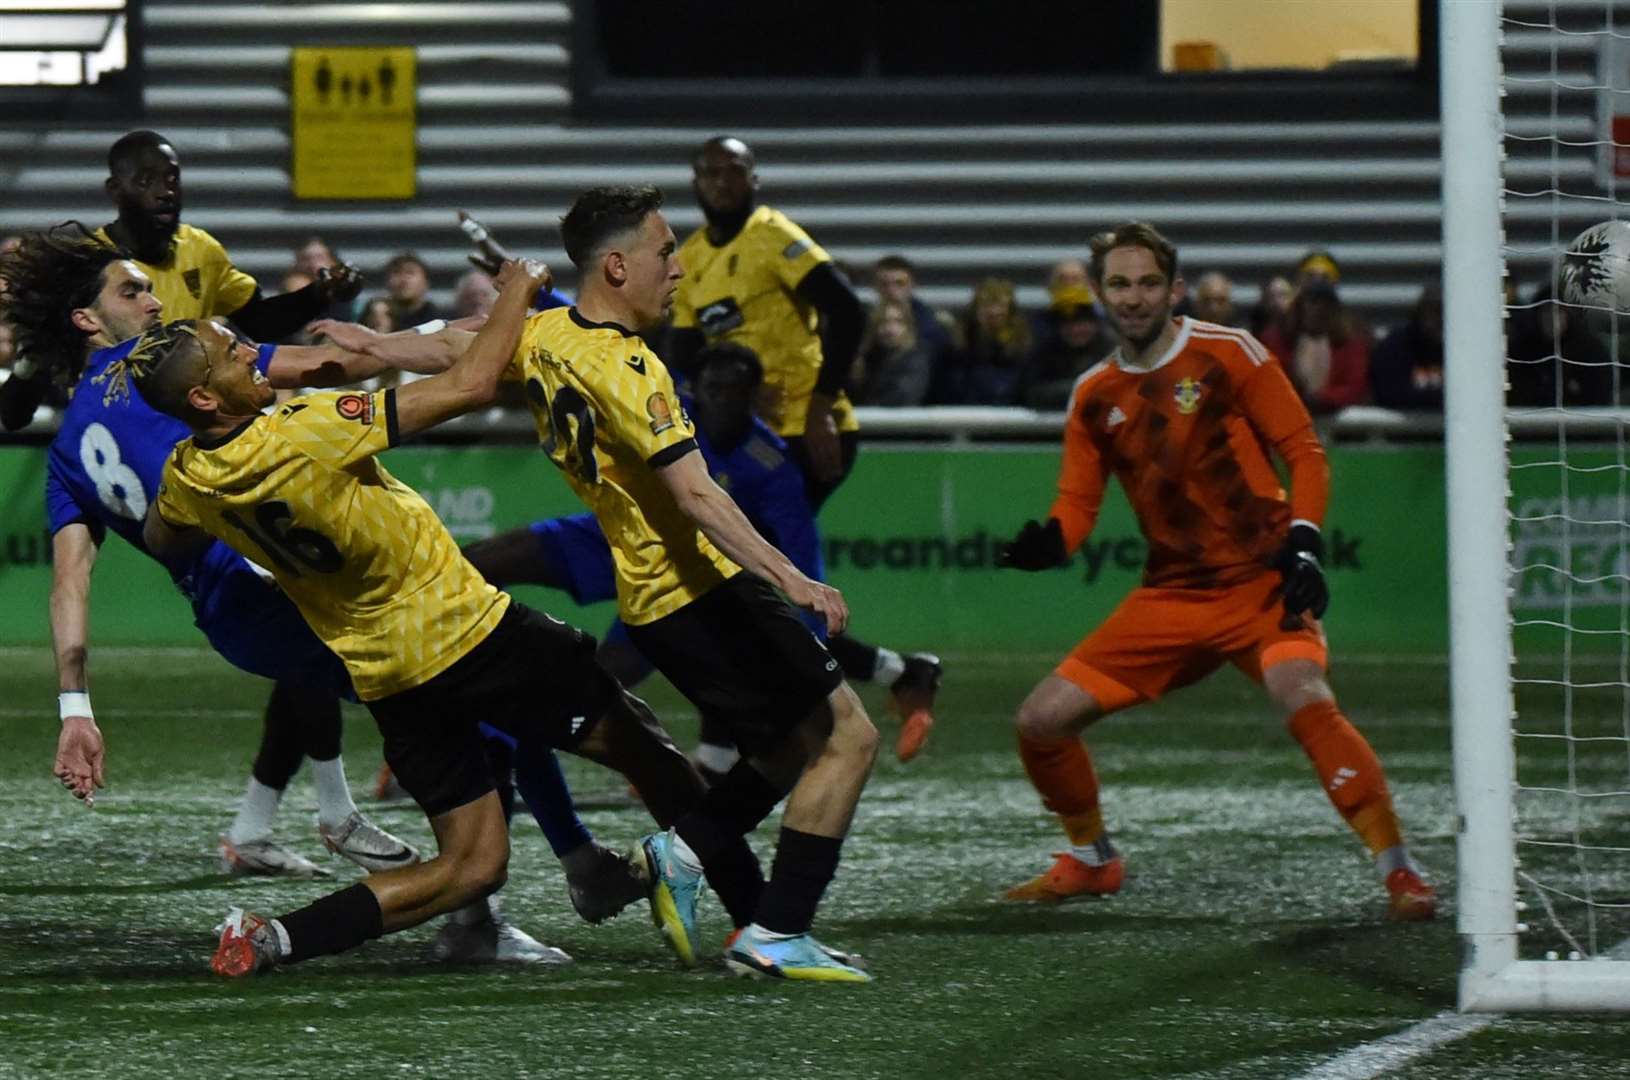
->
xmin=95 ymin=128 xmax=375 ymax=873
xmin=0 ymin=130 xmax=376 ymax=879
xmin=669 ymin=135 xmax=945 ymax=764
xmin=1 ymin=222 xmax=412 ymax=881
xmin=509 ymin=185 xmax=876 ymax=982
xmin=1 ymin=131 xmax=362 ymax=431
xmin=126 ymin=261 xmax=711 ymax=977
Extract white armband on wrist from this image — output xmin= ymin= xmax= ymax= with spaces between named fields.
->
xmin=59 ymin=691 xmax=93 ymax=722
xmin=412 ymin=319 xmax=447 ymax=336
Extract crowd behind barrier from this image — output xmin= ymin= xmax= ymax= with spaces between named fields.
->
xmin=6 ymin=218 xmax=1624 ymax=431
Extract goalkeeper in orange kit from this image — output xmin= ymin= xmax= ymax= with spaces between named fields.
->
xmin=997 ymin=222 xmax=1434 ymax=921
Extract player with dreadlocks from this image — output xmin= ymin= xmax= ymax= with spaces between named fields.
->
xmin=4 ymin=223 xmax=422 ymax=878
xmin=7 ymin=225 xmax=654 ymax=964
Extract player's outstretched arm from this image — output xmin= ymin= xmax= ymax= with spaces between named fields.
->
xmin=263 ymin=342 xmax=390 ymax=389
xmin=307 ymin=319 xmax=481 ymax=375
xmin=227 ymin=262 xmax=365 ymax=343
xmin=391 ymin=259 xmax=549 ymax=438
xmin=795 ymin=262 xmax=866 ymax=483
xmin=656 ymin=448 xmax=848 ymax=635
xmin=49 ymin=523 xmax=105 ymax=805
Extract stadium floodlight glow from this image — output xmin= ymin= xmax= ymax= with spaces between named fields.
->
xmin=1447 ymin=0 xmax=1630 ymax=1012
xmin=0 ymin=0 xmax=129 ymax=87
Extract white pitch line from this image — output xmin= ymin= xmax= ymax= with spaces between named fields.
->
xmin=1290 ymin=1011 xmax=1494 ymax=1080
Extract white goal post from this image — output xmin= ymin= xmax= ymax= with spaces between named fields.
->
xmin=1446 ymin=0 xmax=1630 ymax=1012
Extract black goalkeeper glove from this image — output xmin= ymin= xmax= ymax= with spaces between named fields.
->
xmin=1273 ymin=523 xmax=1329 ymax=621
xmin=997 ymin=517 xmax=1067 ymax=571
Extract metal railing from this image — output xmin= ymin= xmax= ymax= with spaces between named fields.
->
xmin=6 ymin=398 xmax=1628 ymax=445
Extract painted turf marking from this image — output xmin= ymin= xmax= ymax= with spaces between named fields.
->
xmin=1290 ymin=1011 xmax=1493 ymax=1080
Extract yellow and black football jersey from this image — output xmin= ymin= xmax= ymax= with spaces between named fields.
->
xmin=671 ymin=205 xmax=858 ymax=438
xmin=96 ymin=222 xmax=258 ymax=321
xmin=154 ymin=388 xmax=509 ymax=700
xmin=506 ymin=307 xmax=738 ymax=625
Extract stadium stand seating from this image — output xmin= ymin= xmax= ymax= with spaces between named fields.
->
xmin=1 ymin=0 xmax=1587 ymax=327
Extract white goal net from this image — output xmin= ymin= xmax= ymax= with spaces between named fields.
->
xmin=1449 ymin=0 xmax=1630 ymax=1011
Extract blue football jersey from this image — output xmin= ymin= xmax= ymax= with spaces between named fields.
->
xmin=44 ymin=336 xmax=278 ymax=622
xmin=694 ymin=404 xmax=823 ymax=585
xmin=533 ymin=285 xmax=573 ymax=311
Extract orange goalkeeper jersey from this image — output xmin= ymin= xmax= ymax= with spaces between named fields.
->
xmin=1051 ymin=317 xmax=1329 ymax=589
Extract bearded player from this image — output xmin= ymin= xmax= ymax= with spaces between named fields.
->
xmin=667 ymin=135 xmax=942 ymax=763
xmin=997 ymin=222 xmax=1435 ymax=921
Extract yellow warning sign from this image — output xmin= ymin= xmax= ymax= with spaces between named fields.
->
xmin=291 ymin=47 xmax=415 ymax=200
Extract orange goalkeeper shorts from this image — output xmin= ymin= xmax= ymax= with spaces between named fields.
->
xmin=1055 ymin=570 xmax=1328 ymax=714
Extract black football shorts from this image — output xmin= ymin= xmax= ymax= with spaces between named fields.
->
xmin=625 ymin=572 xmax=843 ymax=757
xmin=367 ymin=601 xmax=614 ymax=817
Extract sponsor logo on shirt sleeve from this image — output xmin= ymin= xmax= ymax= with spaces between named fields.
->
xmin=335 ymin=393 xmax=374 ymax=424
xmin=647 ymin=392 xmax=674 ymax=435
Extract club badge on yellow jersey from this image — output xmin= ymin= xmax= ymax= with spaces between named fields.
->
xmin=96 ymin=222 xmax=258 ymax=321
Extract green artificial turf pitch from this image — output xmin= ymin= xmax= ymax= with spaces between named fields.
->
xmin=4 ymin=646 xmax=1630 ymax=1079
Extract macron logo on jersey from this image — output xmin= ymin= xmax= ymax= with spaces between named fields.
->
xmin=1106 ymin=406 xmax=1127 ymax=429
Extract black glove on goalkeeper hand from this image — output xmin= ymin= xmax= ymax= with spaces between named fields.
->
xmin=1273 ymin=522 xmax=1329 ymax=620
xmin=997 ymin=517 xmax=1067 ymax=571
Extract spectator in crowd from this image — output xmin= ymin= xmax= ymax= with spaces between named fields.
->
xmin=851 ymin=298 xmax=934 ymax=406
xmin=1048 ymin=257 xmax=1090 ymax=294
xmin=935 ymin=278 xmax=1032 ymax=404
xmin=1370 ymin=284 xmax=1444 ymax=411
xmin=1295 ymin=248 xmax=1341 ymax=288
xmin=1293 ymin=247 xmax=1371 ymax=343
xmin=1017 ymin=285 xmax=1116 ymax=410
xmin=359 ymin=297 xmax=395 ymax=333
xmin=290 ymin=235 xmax=362 ymax=322
xmin=871 ymin=255 xmax=955 ymax=363
xmin=1508 ymin=284 xmax=1617 ymax=407
xmin=1258 ymin=278 xmax=1370 ymax=415
xmin=454 ymin=269 xmax=499 ymax=319
xmin=293 ymin=235 xmax=337 ymax=278
xmin=1250 ymin=274 xmax=1296 ymax=339
xmin=379 ymin=252 xmax=437 ymax=328
xmin=1190 ymin=271 xmax=1240 ymax=327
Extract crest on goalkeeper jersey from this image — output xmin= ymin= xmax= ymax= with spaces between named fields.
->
xmin=1173 ymin=377 xmax=1203 ymax=415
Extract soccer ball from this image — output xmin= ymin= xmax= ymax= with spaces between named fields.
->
xmin=1560 ymin=219 xmax=1630 ymax=313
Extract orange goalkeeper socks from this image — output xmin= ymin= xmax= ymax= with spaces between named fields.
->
xmin=1018 ymin=733 xmax=1105 ymax=846
xmin=1287 ymin=700 xmax=1404 ymax=856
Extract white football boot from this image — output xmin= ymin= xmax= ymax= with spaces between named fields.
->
xmin=219 ymin=834 xmax=328 ymax=878
xmin=317 ymin=812 xmax=420 ymax=873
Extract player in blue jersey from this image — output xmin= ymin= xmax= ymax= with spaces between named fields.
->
xmin=460 ymin=341 xmax=945 ymax=773
xmin=6 ymin=224 xmax=418 ymax=876
xmin=5 ymin=224 xmax=648 ymax=962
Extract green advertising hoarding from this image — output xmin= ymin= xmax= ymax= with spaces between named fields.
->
xmin=1 ymin=442 xmax=1454 ymax=657
xmin=43 ymin=436 xmax=1630 ymax=661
